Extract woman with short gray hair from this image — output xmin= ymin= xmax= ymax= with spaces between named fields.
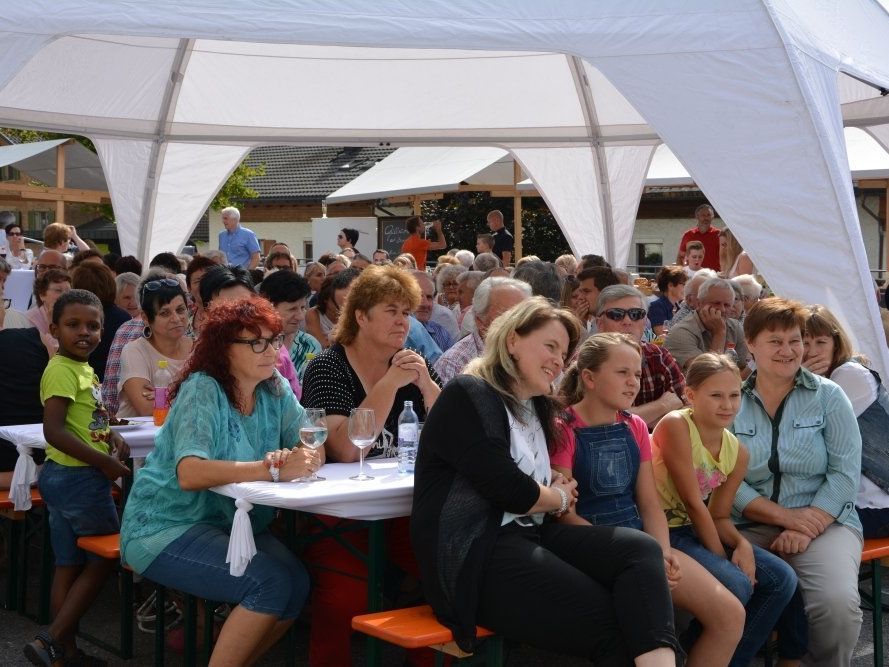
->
xmin=436 ymin=263 xmax=467 ymax=309
xmin=115 ymin=272 xmax=142 ymax=320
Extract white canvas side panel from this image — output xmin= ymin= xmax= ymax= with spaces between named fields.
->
xmin=603 ymin=146 xmax=656 ymax=268
xmin=866 ymin=125 xmax=889 ymax=155
xmin=92 ymin=139 xmax=153 ymax=258
xmin=510 ymin=146 xmax=605 ymax=258
xmin=325 ymin=147 xmax=507 ymax=203
xmin=147 ymin=143 xmax=251 ymax=261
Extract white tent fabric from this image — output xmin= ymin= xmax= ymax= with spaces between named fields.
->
xmin=1 ymin=0 xmax=889 ymax=376
xmin=326 ymin=147 xmax=510 ymax=203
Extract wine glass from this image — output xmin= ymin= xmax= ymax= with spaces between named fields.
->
xmin=296 ymin=408 xmax=327 ymax=482
xmin=348 ymin=408 xmax=376 ymax=481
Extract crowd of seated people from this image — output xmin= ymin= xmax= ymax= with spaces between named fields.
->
xmin=2 ymin=204 xmax=886 ymax=667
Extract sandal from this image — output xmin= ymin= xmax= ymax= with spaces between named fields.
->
xmin=63 ymin=649 xmax=108 ymax=666
xmin=23 ymin=629 xmax=65 ymax=667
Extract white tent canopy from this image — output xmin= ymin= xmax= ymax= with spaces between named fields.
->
xmin=2 ymin=0 xmax=889 ymax=376
xmin=328 ymin=127 xmax=889 ymax=196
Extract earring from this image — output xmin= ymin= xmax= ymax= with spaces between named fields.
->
xmin=143 ymin=325 xmax=152 ymax=339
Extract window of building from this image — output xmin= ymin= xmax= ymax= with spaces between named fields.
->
xmin=635 ymin=242 xmax=663 ymax=277
xmin=303 ymin=241 xmax=313 ymax=262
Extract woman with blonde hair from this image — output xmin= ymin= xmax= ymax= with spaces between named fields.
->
xmin=392 ymin=252 xmax=417 ymax=270
xmin=802 ymin=304 xmax=889 ymax=539
xmin=719 ymin=228 xmax=755 ymax=278
xmin=412 ymin=298 xmax=679 ymax=664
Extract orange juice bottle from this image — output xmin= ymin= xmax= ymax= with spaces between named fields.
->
xmin=153 ymin=360 xmax=173 ymax=426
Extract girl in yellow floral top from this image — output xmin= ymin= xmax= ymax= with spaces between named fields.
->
xmin=652 ymin=353 xmax=801 ymax=666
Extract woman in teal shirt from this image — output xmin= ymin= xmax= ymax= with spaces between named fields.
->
xmin=731 ymin=297 xmax=862 ymax=666
xmin=121 ymin=297 xmax=322 ymax=666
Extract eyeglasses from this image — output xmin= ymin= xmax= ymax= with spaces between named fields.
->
xmin=601 ymin=307 xmax=647 ymax=322
xmin=143 ymin=278 xmax=180 ymax=291
xmin=2 ymin=298 xmax=10 ymax=309
xmin=231 ymin=334 xmax=284 ymax=354
xmin=36 ymin=263 xmax=64 ymax=273
xmin=6 ymin=231 xmax=21 ymax=237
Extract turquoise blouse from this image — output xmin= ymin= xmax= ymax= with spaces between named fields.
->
xmin=120 ymin=371 xmax=303 ymax=573
xmin=731 ymin=368 xmax=862 ymax=534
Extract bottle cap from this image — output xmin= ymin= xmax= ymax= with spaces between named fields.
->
xmin=158 ymin=360 xmax=168 ymax=368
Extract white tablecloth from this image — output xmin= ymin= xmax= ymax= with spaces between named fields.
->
xmin=213 ymin=458 xmax=413 ymax=575
xmin=6 ymin=269 xmax=34 ymax=311
xmin=0 ymin=419 xmax=158 ymax=511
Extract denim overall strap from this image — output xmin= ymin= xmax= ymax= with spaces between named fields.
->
xmin=858 ymin=367 xmax=889 ymax=492
xmin=574 ymin=420 xmax=642 ymax=529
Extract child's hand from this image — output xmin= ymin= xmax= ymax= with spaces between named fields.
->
xmin=731 ymin=539 xmax=757 ymax=585
xmin=100 ymin=454 xmax=131 ymax=481
xmin=664 ymin=549 xmax=682 ymax=590
xmin=110 ymin=431 xmax=130 ymax=461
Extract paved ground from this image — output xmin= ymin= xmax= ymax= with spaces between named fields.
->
xmin=2 ymin=546 xmax=887 ymax=665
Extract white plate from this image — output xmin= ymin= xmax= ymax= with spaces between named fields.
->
xmin=126 ymin=416 xmax=155 ymax=424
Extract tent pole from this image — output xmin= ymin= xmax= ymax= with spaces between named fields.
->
xmin=883 ymin=182 xmax=889 ymax=284
xmin=55 ymin=142 xmax=66 ymax=225
xmin=513 ymin=161 xmax=522 ymax=261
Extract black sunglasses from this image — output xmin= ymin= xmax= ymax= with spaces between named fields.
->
xmin=601 ymin=307 xmax=647 ymax=322
xmin=143 ymin=278 xmax=180 ymax=291
xmin=2 ymin=298 xmax=10 ymax=309
xmin=6 ymin=231 xmax=22 ymax=236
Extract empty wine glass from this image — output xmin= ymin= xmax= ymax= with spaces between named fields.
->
xmin=296 ymin=408 xmax=327 ymax=482
xmin=348 ymin=408 xmax=376 ymax=481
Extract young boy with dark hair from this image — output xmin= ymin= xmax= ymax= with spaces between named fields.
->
xmin=25 ymin=289 xmax=131 ymax=665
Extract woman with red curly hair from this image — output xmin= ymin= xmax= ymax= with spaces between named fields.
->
xmin=120 ymin=296 xmax=322 ymax=666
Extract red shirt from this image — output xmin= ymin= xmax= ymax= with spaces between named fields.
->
xmin=401 ymin=234 xmax=432 ymax=268
xmin=678 ymin=226 xmax=721 ymax=271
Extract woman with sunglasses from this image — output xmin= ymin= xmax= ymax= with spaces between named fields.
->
xmin=4 ymin=222 xmax=33 ymax=269
xmin=115 ymin=277 xmax=194 ymax=418
xmin=121 ymin=296 xmax=320 ymax=666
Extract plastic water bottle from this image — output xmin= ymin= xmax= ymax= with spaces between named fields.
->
xmin=725 ymin=342 xmax=740 ymax=368
xmin=397 ymin=401 xmax=419 ymax=475
xmin=153 ymin=360 xmax=173 ymax=426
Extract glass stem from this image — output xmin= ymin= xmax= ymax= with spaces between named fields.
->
xmin=359 ymin=446 xmax=365 ymax=477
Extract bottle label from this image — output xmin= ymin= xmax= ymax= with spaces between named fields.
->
xmin=398 ymin=424 xmax=417 ymax=443
xmin=154 ymin=386 xmax=168 ymax=410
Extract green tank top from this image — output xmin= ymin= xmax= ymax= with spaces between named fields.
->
xmin=652 ymin=408 xmax=740 ymax=527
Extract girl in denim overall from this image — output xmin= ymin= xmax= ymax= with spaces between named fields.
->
xmin=651 ymin=353 xmax=801 ymax=666
xmin=552 ymin=334 xmax=745 ymax=666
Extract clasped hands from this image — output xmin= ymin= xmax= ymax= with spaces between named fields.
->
xmin=772 ymin=506 xmax=834 ymax=555
xmin=263 ymin=447 xmax=322 ymax=481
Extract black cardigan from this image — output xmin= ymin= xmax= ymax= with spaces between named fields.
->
xmin=410 ymin=375 xmax=541 ymax=652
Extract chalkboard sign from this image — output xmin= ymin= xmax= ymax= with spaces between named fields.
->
xmin=380 ymin=217 xmax=410 ymax=258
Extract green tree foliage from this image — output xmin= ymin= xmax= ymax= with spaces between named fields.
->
xmin=210 ymin=161 xmax=265 ymax=211
xmin=421 ymin=192 xmax=571 ymax=262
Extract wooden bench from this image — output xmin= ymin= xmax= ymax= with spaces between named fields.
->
xmin=861 ymin=537 xmax=889 ymax=667
xmin=76 ymin=533 xmax=133 ymax=659
xmin=1 ymin=488 xmax=48 ymax=615
xmin=352 ymin=604 xmax=503 ymax=665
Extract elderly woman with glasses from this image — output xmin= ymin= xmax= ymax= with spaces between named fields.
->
xmin=304 ymin=268 xmax=359 ymax=349
xmin=0 ymin=257 xmax=30 ymax=330
xmin=26 ymin=269 xmax=71 ymax=336
xmin=116 ymin=277 xmax=194 ymax=418
xmin=121 ymin=297 xmax=320 ymax=666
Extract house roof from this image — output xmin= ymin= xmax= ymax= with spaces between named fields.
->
xmin=244 ymin=146 xmax=396 ymax=202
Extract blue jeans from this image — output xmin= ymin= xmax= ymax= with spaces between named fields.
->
xmin=143 ymin=524 xmax=309 ymax=619
xmin=38 ymin=460 xmax=120 ymax=566
xmin=671 ymin=525 xmax=798 ymax=666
